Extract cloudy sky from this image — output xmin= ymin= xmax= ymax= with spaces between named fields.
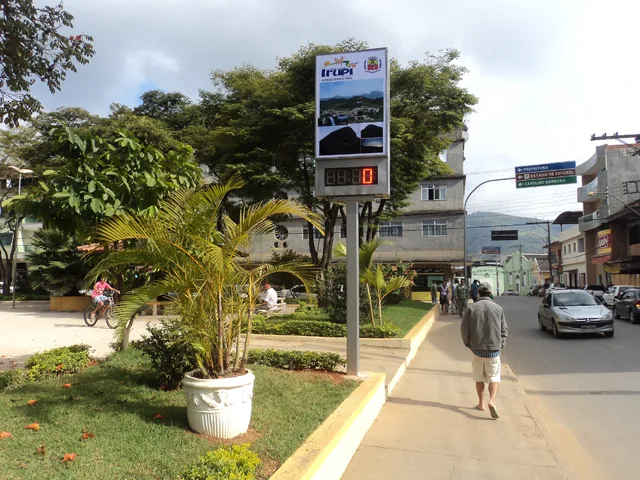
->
xmin=32 ymin=0 xmax=640 ymax=221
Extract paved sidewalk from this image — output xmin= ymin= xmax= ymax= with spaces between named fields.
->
xmin=342 ymin=314 xmax=573 ymax=480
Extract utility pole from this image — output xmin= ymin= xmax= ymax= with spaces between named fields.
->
xmin=590 ymin=132 xmax=640 ymax=156
xmin=546 ymin=220 xmax=552 ymax=284
xmin=496 ymin=254 xmax=500 ymax=296
xmin=519 ymin=244 xmax=523 ymax=295
xmin=525 ymin=220 xmax=554 ymax=285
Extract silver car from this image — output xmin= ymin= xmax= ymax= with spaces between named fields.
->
xmin=538 ymin=289 xmax=614 ymax=338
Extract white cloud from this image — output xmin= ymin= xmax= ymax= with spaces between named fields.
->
xmin=28 ymin=0 xmax=640 ymax=221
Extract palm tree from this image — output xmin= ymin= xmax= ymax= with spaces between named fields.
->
xmin=26 ymin=229 xmax=88 ymax=296
xmin=89 ymin=179 xmax=323 ymax=378
xmin=334 ymin=239 xmax=411 ymax=325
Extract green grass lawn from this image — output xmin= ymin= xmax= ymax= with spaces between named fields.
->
xmin=0 ymin=349 xmax=358 ymax=479
xmin=381 ymin=299 xmax=433 ymax=336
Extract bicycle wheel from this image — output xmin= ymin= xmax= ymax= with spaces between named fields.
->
xmin=104 ymin=306 xmax=117 ymax=329
xmin=83 ymin=303 xmax=98 ymax=327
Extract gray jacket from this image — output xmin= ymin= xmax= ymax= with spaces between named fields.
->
xmin=461 ymin=297 xmax=508 ymax=351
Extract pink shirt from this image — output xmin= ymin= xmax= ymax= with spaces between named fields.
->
xmin=92 ymin=280 xmax=111 ymax=298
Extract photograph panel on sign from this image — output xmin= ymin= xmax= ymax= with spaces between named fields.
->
xmin=318 ymin=78 xmax=384 ymax=127
xmin=318 ymin=123 xmax=362 ymax=156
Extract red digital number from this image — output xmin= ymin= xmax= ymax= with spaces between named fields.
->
xmin=362 ymin=167 xmax=374 ymax=185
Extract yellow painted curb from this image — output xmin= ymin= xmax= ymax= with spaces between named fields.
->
xmin=270 ymin=372 xmax=386 ymax=480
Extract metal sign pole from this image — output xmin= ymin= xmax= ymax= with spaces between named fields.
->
xmin=346 ymin=200 xmax=360 ymax=376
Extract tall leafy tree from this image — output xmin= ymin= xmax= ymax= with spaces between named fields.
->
xmin=183 ymin=40 xmax=477 ymax=267
xmin=0 ymin=0 xmax=94 ymax=126
xmin=5 ymin=126 xmax=202 ymax=238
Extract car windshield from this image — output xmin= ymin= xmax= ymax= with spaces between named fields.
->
xmin=554 ymin=292 xmax=599 ymax=307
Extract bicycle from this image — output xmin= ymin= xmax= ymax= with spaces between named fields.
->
xmin=83 ymin=291 xmax=116 ymax=329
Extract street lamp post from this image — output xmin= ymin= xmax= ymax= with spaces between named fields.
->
xmin=7 ymin=166 xmax=34 ymax=309
xmin=588 ymin=191 xmax=640 ymax=218
xmin=463 ymin=177 xmax=515 ymax=283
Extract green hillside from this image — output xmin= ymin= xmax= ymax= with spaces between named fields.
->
xmin=466 ymin=211 xmax=564 ymax=260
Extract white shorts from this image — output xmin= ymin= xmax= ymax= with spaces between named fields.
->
xmin=472 ymin=354 xmax=501 ymax=383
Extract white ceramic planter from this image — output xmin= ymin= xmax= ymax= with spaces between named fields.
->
xmin=182 ymin=369 xmax=255 ymax=439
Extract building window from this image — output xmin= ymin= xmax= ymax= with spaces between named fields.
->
xmin=439 ymin=150 xmax=448 ymax=163
xmin=422 ymin=221 xmax=448 ymax=236
xmin=573 ymin=242 xmax=577 ymax=252
xmin=421 ymin=185 xmax=447 ymax=201
xmin=578 ymin=238 xmax=585 ymax=252
xmin=0 ymin=232 xmax=12 ymax=247
xmin=629 ymin=225 xmax=640 ymax=246
xmin=274 ymin=225 xmax=289 ymax=241
xmin=302 ymin=226 xmax=324 ymax=240
xmin=379 ymin=222 xmax=403 ymax=237
xmin=563 ymin=246 xmax=567 ymax=255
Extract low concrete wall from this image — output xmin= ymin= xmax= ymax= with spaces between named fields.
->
xmin=50 ymin=296 xmax=92 ymax=312
xmin=270 ymin=372 xmax=386 ymax=480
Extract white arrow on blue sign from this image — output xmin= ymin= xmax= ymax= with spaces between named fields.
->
xmin=515 ymin=161 xmax=576 ymax=174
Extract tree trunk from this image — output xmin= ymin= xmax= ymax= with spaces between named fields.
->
xmin=318 ymin=204 xmax=340 ymax=270
xmin=120 ymin=316 xmax=135 ymax=351
xmin=366 ymin=200 xmax=386 ymax=242
xmin=217 ymin=288 xmax=225 ymax=375
xmin=306 ymin=220 xmax=319 ymax=264
xmin=366 ymin=285 xmax=375 ymax=326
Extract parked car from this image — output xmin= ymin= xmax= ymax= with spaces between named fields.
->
xmin=288 ymin=284 xmax=317 ymax=301
xmin=583 ymin=284 xmax=606 ymax=299
xmin=502 ymin=289 xmax=518 ymax=296
xmin=602 ymin=285 xmax=635 ymax=308
xmin=538 ymin=289 xmax=614 ymax=338
xmin=613 ymin=289 xmax=640 ymax=324
xmin=548 ymin=283 xmax=566 ymax=291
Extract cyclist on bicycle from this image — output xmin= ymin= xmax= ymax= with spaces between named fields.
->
xmin=89 ymin=275 xmax=120 ymax=320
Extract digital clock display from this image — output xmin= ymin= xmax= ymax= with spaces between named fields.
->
xmin=324 ymin=167 xmax=378 ymax=186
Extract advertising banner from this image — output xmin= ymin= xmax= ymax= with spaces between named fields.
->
xmin=594 ymin=229 xmax=612 ymax=263
xmin=315 ymin=48 xmax=388 ymax=159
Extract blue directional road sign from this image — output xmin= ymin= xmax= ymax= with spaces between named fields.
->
xmin=515 ymin=161 xmax=577 ymax=189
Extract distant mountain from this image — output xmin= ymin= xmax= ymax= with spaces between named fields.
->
xmin=466 ymin=211 xmax=563 ymax=260
xmin=319 ymin=127 xmax=360 ymax=155
xmin=361 ymin=124 xmax=383 ymax=138
xmin=360 ymin=90 xmax=384 ymax=99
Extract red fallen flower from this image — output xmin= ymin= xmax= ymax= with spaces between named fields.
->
xmin=62 ymin=383 xmax=72 ymax=388
xmin=27 ymin=399 xmax=38 ymax=406
xmin=153 ymin=413 xmax=164 ymax=420
xmin=0 ymin=431 xmax=12 ymax=439
xmin=56 ymin=363 xmax=64 ymax=372
xmin=61 ymin=452 xmax=76 ymax=463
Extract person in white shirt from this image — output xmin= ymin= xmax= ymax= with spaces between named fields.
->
xmin=259 ymin=284 xmax=278 ymax=310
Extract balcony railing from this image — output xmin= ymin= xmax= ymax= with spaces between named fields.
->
xmin=578 ymin=206 xmax=608 ymax=232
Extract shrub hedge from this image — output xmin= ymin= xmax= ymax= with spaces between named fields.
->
xmin=24 ymin=344 xmax=90 ymax=381
xmin=247 ymin=349 xmax=345 ymax=372
xmin=0 ymin=344 xmax=91 ymax=390
xmin=252 ymin=319 xmax=399 ymax=338
xmin=130 ymin=321 xmax=196 ymax=388
xmin=179 ymin=444 xmax=260 ymax=480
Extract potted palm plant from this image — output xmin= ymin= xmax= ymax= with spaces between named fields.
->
xmin=90 ymin=179 xmax=322 ymax=438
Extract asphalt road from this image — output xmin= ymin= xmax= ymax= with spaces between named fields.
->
xmin=498 ymin=296 xmax=640 ymax=480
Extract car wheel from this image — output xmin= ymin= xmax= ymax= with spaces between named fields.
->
xmin=604 ymin=330 xmax=614 ymax=338
xmin=630 ymin=310 xmax=638 ymax=325
xmin=538 ymin=315 xmax=547 ymax=331
xmin=552 ymin=320 xmax=561 ymax=338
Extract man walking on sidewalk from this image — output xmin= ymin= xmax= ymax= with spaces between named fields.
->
xmin=456 ymin=279 xmax=469 ymax=318
xmin=461 ymin=282 xmax=508 ymax=419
